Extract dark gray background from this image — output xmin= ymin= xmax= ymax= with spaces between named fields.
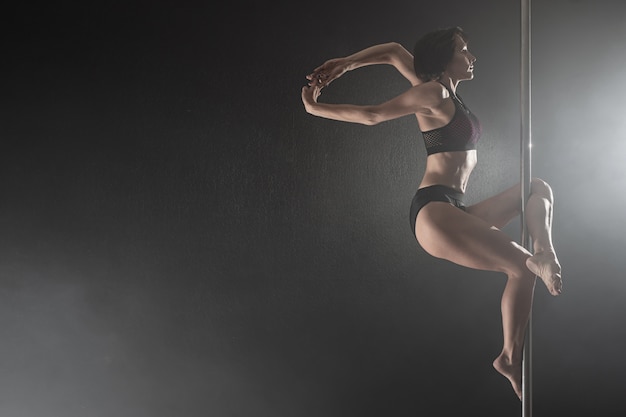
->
xmin=2 ymin=0 xmax=625 ymax=416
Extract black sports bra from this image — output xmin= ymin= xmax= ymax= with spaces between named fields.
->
xmin=421 ymin=83 xmax=482 ymax=155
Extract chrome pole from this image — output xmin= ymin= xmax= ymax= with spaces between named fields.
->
xmin=520 ymin=0 xmax=533 ymax=416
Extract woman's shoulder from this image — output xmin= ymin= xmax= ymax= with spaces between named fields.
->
xmin=410 ymin=80 xmax=448 ymax=108
xmin=414 ymin=80 xmax=446 ymax=93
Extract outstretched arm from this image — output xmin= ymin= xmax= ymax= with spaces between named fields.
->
xmin=301 ymin=81 xmax=441 ymax=125
xmin=306 ymin=42 xmax=421 ymax=88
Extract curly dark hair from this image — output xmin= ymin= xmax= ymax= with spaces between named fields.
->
xmin=413 ymin=26 xmax=468 ymax=81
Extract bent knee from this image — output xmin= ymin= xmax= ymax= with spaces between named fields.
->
xmin=530 ymin=177 xmax=553 ymax=203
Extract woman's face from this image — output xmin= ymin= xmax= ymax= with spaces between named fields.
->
xmin=445 ymin=35 xmax=476 ymax=81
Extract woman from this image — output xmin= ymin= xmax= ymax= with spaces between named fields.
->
xmin=301 ymin=26 xmax=562 ymax=400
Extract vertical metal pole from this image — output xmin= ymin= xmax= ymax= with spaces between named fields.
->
xmin=520 ymin=0 xmax=533 ymax=416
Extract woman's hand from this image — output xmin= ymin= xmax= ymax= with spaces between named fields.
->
xmin=301 ymin=82 xmax=322 ymax=115
xmin=306 ymin=57 xmax=348 ymax=88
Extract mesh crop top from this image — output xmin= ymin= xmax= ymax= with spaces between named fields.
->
xmin=421 ymin=83 xmax=482 ymax=155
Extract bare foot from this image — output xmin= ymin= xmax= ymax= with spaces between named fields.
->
xmin=526 ymin=251 xmax=562 ymax=296
xmin=493 ymin=354 xmax=522 ymax=400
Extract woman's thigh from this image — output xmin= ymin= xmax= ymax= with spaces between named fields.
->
xmin=466 ymin=183 xmax=522 ymax=228
xmin=415 ymin=201 xmax=532 ymax=277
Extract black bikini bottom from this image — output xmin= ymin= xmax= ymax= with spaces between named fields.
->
xmin=409 ymin=185 xmax=467 ymax=233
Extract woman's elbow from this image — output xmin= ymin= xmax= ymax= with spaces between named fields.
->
xmin=363 ymin=112 xmax=382 ymax=125
xmin=363 ymin=108 xmax=389 ymax=125
xmin=363 ymin=117 xmax=382 ymax=126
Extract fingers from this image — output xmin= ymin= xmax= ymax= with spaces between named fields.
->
xmin=306 ymin=70 xmax=328 ymax=81
xmin=301 ymin=84 xmax=321 ymax=101
xmin=305 ymin=71 xmax=330 ymax=88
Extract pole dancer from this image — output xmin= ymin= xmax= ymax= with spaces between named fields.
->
xmin=301 ymin=26 xmax=562 ymax=400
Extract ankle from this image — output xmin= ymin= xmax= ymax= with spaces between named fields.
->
xmin=497 ymin=350 xmax=522 ymax=365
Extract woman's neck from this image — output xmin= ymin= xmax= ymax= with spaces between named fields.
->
xmin=438 ymin=76 xmax=459 ymax=97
